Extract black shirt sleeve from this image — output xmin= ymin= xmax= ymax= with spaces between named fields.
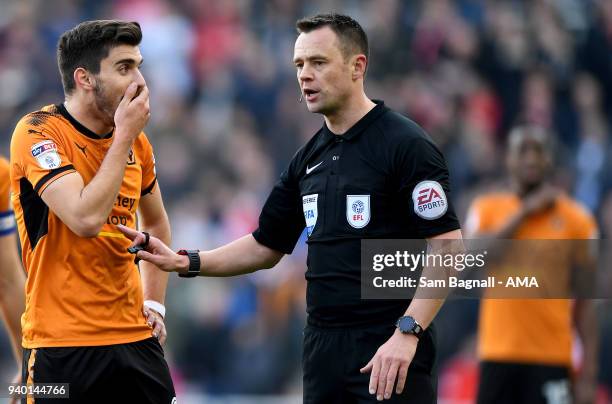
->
xmin=252 ymin=158 xmax=305 ymax=254
xmin=395 ymin=135 xmax=461 ymax=238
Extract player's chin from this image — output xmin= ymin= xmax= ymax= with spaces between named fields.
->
xmin=521 ymin=171 xmax=545 ymax=185
xmin=522 ymin=176 xmax=545 ymax=190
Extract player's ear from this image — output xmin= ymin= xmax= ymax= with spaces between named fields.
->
xmin=74 ymin=67 xmax=95 ymax=91
xmin=351 ymin=54 xmax=367 ymax=81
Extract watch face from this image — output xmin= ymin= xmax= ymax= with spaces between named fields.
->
xmin=398 ymin=316 xmax=416 ymax=333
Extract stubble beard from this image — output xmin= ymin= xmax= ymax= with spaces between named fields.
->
xmin=93 ymin=80 xmax=118 ymax=128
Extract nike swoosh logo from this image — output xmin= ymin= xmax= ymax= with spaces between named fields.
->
xmin=306 ymin=161 xmax=323 ymax=175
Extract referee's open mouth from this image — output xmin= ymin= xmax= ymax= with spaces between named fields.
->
xmin=303 ymin=88 xmax=320 ymax=102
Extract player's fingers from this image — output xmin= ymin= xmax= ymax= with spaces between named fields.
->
xmin=152 ymin=318 xmax=163 ymax=340
xmin=395 ymin=363 xmax=409 ymax=394
xmin=383 ymin=361 xmax=400 ymax=400
xmin=376 ymin=358 xmax=391 ymax=400
xmin=368 ymin=356 xmax=381 ymax=396
xmin=119 ymin=82 xmax=138 ymax=106
xmin=158 ymin=326 xmax=167 ymax=346
xmin=132 ymin=85 xmax=149 ymax=105
xmin=143 ymin=309 xmax=152 ymax=327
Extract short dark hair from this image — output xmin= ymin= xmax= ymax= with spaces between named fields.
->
xmin=57 ymin=20 xmax=142 ymax=95
xmin=296 ymin=13 xmax=369 ymax=62
xmin=507 ymin=125 xmax=554 ymax=154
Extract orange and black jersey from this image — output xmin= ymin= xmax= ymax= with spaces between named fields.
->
xmin=10 ymin=104 xmax=157 ymax=348
xmin=0 ymin=156 xmax=16 ymax=236
xmin=466 ymin=192 xmax=598 ymax=366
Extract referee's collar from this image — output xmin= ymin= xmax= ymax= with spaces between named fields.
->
xmin=323 ymin=100 xmax=387 ymax=141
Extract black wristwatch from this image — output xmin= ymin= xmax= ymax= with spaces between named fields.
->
xmin=395 ymin=316 xmax=424 ymax=339
xmin=177 ymin=249 xmax=200 ymax=278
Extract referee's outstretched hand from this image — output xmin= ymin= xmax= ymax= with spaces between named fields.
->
xmin=117 ymin=225 xmax=188 ymax=274
xmin=360 ymin=330 xmax=418 ymax=401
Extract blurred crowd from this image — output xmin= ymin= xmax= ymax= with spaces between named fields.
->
xmin=1 ymin=0 xmax=611 ymax=400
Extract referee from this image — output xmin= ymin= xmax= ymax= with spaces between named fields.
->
xmin=121 ymin=13 xmax=462 ymax=403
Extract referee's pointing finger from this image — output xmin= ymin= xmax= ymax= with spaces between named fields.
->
xmin=117 ymin=225 xmax=145 ymax=246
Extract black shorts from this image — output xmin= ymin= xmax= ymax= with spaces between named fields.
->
xmin=477 ymin=361 xmax=571 ymax=404
xmin=22 ymin=337 xmax=175 ymax=404
xmin=303 ymin=322 xmax=437 ymax=404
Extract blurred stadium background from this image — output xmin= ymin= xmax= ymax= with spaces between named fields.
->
xmin=0 ymin=0 xmax=611 ymax=402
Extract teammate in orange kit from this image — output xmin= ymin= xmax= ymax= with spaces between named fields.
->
xmin=466 ymin=126 xmax=599 ymax=404
xmin=0 ymin=155 xmax=26 ymax=404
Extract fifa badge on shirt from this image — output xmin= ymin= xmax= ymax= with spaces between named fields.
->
xmin=302 ymin=194 xmax=318 ymax=237
xmin=346 ymin=195 xmax=370 ymax=228
xmin=31 ymin=140 xmax=61 ymax=170
xmin=412 ymin=180 xmax=448 ymax=220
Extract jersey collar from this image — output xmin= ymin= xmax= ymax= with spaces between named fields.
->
xmin=56 ymin=103 xmax=114 ymax=140
xmin=323 ymin=100 xmax=388 ymax=141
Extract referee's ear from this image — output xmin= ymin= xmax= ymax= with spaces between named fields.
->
xmin=351 ymin=54 xmax=368 ymax=81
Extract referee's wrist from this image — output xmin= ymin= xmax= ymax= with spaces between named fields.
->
xmin=176 ymin=253 xmax=190 ymax=274
xmin=176 ymin=249 xmax=201 ymax=277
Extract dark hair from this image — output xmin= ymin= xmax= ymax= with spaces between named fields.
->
xmin=57 ymin=20 xmax=142 ymax=95
xmin=296 ymin=13 xmax=369 ymax=62
xmin=507 ymin=125 xmax=554 ymax=154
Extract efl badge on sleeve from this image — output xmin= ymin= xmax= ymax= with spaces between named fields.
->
xmin=302 ymin=194 xmax=318 ymax=237
xmin=412 ymin=180 xmax=448 ymax=220
xmin=31 ymin=140 xmax=61 ymax=170
xmin=346 ymin=195 xmax=370 ymax=228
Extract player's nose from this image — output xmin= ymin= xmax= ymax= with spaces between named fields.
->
xmin=133 ymin=69 xmax=146 ymax=88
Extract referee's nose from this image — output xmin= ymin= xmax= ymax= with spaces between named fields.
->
xmin=299 ymin=63 xmax=314 ymax=83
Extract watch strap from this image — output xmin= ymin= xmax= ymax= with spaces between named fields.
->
xmin=177 ymin=249 xmax=200 ymax=278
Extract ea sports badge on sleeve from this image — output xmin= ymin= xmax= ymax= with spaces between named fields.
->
xmin=346 ymin=195 xmax=370 ymax=228
xmin=412 ymin=180 xmax=448 ymax=220
xmin=302 ymin=194 xmax=318 ymax=237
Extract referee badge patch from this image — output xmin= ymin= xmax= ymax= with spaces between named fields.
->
xmin=31 ymin=140 xmax=61 ymax=170
xmin=302 ymin=194 xmax=318 ymax=237
xmin=346 ymin=195 xmax=370 ymax=228
xmin=412 ymin=180 xmax=447 ymax=220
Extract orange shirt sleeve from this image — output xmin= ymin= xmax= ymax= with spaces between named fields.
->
xmin=569 ymin=203 xmax=599 ymax=276
xmin=0 ymin=157 xmax=10 ymax=211
xmin=571 ymin=204 xmax=598 ymax=240
xmin=10 ymin=116 xmax=76 ymax=196
xmin=138 ymin=133 xmax=157 ymax=196
xmin=465 ymin=197 xmax=490 ymax=236
xmin=0 ymin=157 xmax=16 ymax=236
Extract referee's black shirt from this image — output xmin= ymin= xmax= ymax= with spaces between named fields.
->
xmin=253 ymin=101 xmax=460 ymax=328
